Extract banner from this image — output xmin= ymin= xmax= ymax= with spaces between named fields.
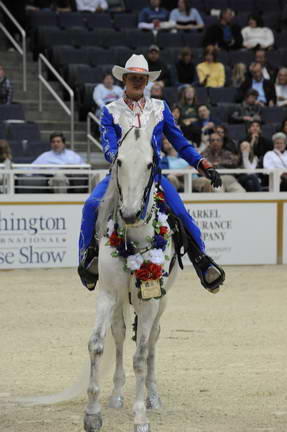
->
xmin=185 ymin=202 xmax=277 ymax=265
xmin=283 ymin=203 xmax=287 ymax=264
xmin=0 ymin=205 xmax=82 ymax=269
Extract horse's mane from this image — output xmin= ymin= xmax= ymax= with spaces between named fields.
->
xmin=96 ymin=163 xmax=119 ymax=239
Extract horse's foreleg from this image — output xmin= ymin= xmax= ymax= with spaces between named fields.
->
xmin=109 ymin=307 xmax=126 ymax=409
xmin=84 ymin=289 xmax=115 ymax=432
xmin=133 ymin=301 xmax=159 ymax=431
xmin=145 ymin=318 xmax=161 ymax=410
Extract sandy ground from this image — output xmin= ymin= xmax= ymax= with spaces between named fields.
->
xmin=1 ymin=266 xmax=287 ymax=432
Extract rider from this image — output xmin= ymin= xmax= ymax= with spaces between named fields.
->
xmin=78 ymin=54 xmax=225 ymax=292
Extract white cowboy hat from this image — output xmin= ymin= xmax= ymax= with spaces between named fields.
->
xmin=112 ymin=54 xmax=161 ymax=82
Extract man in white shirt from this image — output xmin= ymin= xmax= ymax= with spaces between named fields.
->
xmin=75 ymin=0 xmax=108 ymax=12
xmin=93 ymin=73 xmax=123 ymax=116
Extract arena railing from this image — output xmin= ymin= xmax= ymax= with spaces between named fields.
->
xmin=38 ymin=54 xmax=75 ymax=149
xmin=0 ymin=1 xmax=27 ymax=91
xmin=0 ymin=166 xmax=287 ymax=197
xmin=87 ymin=112 xmax=101 ymax=164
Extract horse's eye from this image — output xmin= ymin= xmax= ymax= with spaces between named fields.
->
xmin=147 ymin=162 xmax=153 ymax=170
xmin=117 ymin=159 xmax=122 ymax=167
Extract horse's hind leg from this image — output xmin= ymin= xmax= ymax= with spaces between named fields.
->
xmin=109 ymin=307 xmax=126 ymax=409
xmin=84 ymin=289 xmax=115 ymax=432
xmin=145 ymin=318 xmax=161 ymax=410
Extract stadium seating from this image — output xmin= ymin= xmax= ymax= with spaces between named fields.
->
xmin=0 ymin=104 xmax=25 ymax=122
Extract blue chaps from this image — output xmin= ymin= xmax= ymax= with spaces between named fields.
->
xmin=79 ymin=174 xmax=205 ymax=261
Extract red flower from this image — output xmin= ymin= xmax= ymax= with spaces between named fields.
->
xmin=109 ymin=231 xmax=123 ymax=247
xmin=135 ymin=262 xmax=162 ymax=281
xmin=155 ymin=191 xmax=165 ymax=201
xmin=159 ymin=226 xmax=169 ymax=235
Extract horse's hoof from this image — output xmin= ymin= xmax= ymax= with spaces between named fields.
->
xmin=109 ymin=395 xmax=124 ymax=409
xmin=134 ymin=424 xmax=151 ymax=432
xmin=84 ymin=413 xmax=103 ymax=432
xmin=146 ymin=394 xmax=161 ymax=410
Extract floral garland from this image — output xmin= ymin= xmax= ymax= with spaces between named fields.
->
xmin=106 ymin=191 xmax=171 ymax=300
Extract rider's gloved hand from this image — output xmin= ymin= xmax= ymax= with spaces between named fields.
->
xmin=198 ymin=159 xmax=222 ymax=188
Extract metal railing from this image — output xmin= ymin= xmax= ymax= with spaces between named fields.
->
xmin=0 ymin=1 xmax=27 ymax=91
xmin=38 ymin=54 xmax=75 ymax=148
xmin=87 ymin=112 xmax=101 ymax=163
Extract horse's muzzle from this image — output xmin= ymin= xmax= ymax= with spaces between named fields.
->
xmin=120 ymin=209 xmax=141 ymax=225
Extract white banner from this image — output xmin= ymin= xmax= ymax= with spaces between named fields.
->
xmin=185 ymin=203 xmax=277 ymax=265
xmin=283 ymin=203 xmax=287 ymax=264
xmin=0 ymin=205 xmax=82 ymax=269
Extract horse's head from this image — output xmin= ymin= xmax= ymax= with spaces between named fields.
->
xmin=116 ymin=125 xmax=155 ymax=225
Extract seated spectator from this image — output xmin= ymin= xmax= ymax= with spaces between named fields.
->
xmin=161 ymin=136 xmax=213 ymax=192
xmin=93 ymin=73 xmax=123 ymax=116
xmin=75 ymin=0 xmax=108 ymax=12
xmin=230 ymin=89 xmax=262 ymax=124
xmin=238 ymin=140 xmax=262 ymax=191
xmin=215 ymin=125 xmax=238 ymax=154
xmin=191 ymin=104 xmax=219 ymax=148
xmin=177 ymin=84 xmax=198 ymax=125
xmin=0 ymin=65 xmax=13 ymax=104
xmin=32 ymin=133 xmax=85 ymax=165
xmin=196 ymin=46 xmax=225 ymax=88
xmin=176 ymin=47 xmax=197 ymax=85
xmin=146 ymin=45 xmax=171 ymax=86
xmin=240 ymin=120 xmax=272 ymax=167
xmin=254 ymin=49 xmax=277 ymax=83
xmin=0 ymin=139 xmax=12 ymax=193
xmin=138 ymin=0 xmax=172 ymax=31
xmin=275 ymin=68 xmax=287 ymax=108
xmin=203 ymin=8 xmax=243 ymax=51
xmin=201 ymin=133 xmax=245 ymax=192
xmin=279 ymin=118 xmax=287 ymax=135
xmin=242 ymin=15 xmax=274 ymax=50
xmin=171 ymin=104 xmax=183 ymax=128
xmin=263 ymin=132 xmax=287 ymax=191
xmin=231 ymin=63 xmax=247 ymax=88
xmin=150 ymin=81 xmax=164 ymax=99
xmin=239 ymin=62 xmax=276 ymax=106
xmin=169 ymin=0 xmax=204 ymax=31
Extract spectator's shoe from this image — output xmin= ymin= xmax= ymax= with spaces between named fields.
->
xmin=78 ymin=246 xmax=99 ymax=291
xmin=187 ymin=250 xmax=225 ymax=293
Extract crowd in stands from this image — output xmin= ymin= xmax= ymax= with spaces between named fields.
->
xmin=1 ymin=0 xmax=287 ymax=193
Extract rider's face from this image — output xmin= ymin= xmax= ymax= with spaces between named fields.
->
xmin=124 ymin=73 xmax=149 ymax=99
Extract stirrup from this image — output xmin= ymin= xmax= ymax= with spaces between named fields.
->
xmin=189 ymin=253 xmax=225 ymax=292
xmin=78 ymin=246 xmax=99 ymax=291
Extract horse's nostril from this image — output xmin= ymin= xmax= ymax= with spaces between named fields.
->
xmin=121 ymin=214 xmax=137 ymax=225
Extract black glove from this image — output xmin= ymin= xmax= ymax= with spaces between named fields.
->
xmin=198 ymin=159 xmax=222 ymax=188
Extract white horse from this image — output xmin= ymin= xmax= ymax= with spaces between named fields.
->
xmin=84 ymin=115 xmax=179 ymax=432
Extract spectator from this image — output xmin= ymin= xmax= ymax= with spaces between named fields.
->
xmin=215 ymin=125 xmax=238 ymax=154
xmin=231 ymin=63 xmax=247 ymax=88
xmin=240 ymin=120 xmax=272 ymax=167
xmin=263 ymin=132 xmax=287 ymax=191
xmin=0 ymin=139 xmax=12 ymax=193
xmin=242 ymin=15 xmax=274 ymax=50
xmin=150 ymin=81 xmax=164 ymax=99
xmin=238 ymin=140 xmax=262 ymax=192
xmin=254 ymin=49 xmax=277 ymax=83
xmin=275 ymin=68 xmax=287 ymax=108
xmin=201 ymin=133 xmax=245 ymax=192
xmin=177 ymin=85 xmax=198 ymax=125
xmin=191 ymin=104 xmax=219 ymax=148
xmin=0 ymin=65 xmax=13 ymax=104
xmin=138 ymin=0 xmax=172 ymax=31
xmin=32 ymin=133 xmax=85 ymax=165
xmin=75 ymin=0 xmax=108 ymax=12
xmin=239 ymin=62 xmax=276 ymax=106
xmin=93 ymin=73 xmax=123 ymax=116
xmin=171 ymin=104 xmax=183 ymax=128
xmin=279 ymin=118 xmax=287 ymax=135
xmin=196 ymin=45 xmax=225 ymax=88
xmin=203 ymin=8 xmax=243 ymax=50
xmin=230 ymin=89 xmax=262 ymax=124
xmin=146 ymin=45 xmax=171 ymax=86
xmin=169 ymin=0 xmax=204 ymax=31
xmin=175 ymin=47 xmax=197 ymax=85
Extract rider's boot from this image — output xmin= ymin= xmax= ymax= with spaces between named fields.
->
xmin=186 ymin=234 xmax=225 ymax=293
xmin=78 ymin=243 xmax=99 ymax=291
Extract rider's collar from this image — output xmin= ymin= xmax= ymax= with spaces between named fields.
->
xmin=123 ymin=93 xmax=146 ymax=112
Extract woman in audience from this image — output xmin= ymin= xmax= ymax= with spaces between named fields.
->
xmin=275 ymin=68 xmax=287 ymax=107
xmin=279 ymin=118 xmax=287 ymax=135
xmin=169 ymin=0 xmax=204 ymax=31
xmin=238 ymin=140 xmax=262 ymax=191
xmin=215 ymin=125 xmax=238 ymax=154
xmin=176 ymin=47 xmax=197 ymax=85
xmin=177 ymin=85 xmax=198 ymax=125
xmin=93 ymin=73 xmax=123 ymax=116
xmin=241 ymin=15 xmax=274 ymax=50
xmin=0 ymin=140 xmax=12 ymax=193
xmin=231 ymin=63 xmax=247 ymax=88
xmin=196 ymin=46 xmax=225 ymax=88
xmin=263 ymin=132 xmax=287 ymax=191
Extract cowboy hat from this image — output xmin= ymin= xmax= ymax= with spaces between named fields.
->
xmin=112 ymin=54 xmax=161 ymax=82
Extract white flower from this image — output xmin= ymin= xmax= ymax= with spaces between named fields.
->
xmin=148 ymin=248 xmax=165 ymax=265
xmin=158 ymin=212 xmax=169 ymax=226
xmin=127 ymin=253 xmax=144 ymax=271
xmin=107 ymin=219 xmax=115 ymax=236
